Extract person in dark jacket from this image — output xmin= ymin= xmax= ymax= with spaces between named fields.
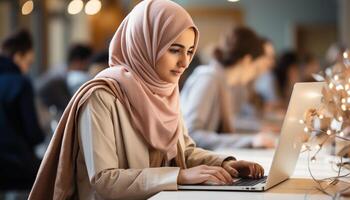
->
xmin=0 ymin=29 xmax=45 ymax=190
xmin=37 ymin=44 xmax=92 ymax=117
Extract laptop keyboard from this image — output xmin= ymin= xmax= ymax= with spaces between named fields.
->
xmin=231 ymin=176 xmax=267 ymax=186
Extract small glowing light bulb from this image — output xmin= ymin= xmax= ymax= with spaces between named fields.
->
xmin=327 ymin=130 xmax=332 ymax=135
xmin=329 ymin=82 xmax=334 ymax=89
xmin=334 ymin=75 xmax=339 ymax=81
xmin=344 ymin=52 xmax=349 ymax=59
xmin=304 ymin=127 xmax=309 ymax=133
xmin=319 ymin=114 xmax=324 ymax=119
xmin=342 ymin=104 xmax=347 ymax=111
xmin=299 ymin=119 xmax=305 ymax=124
xmin=339 ymin=132 xmax=345 ymax=137
xmin=338 ymin=116 xmax=343 ymax=121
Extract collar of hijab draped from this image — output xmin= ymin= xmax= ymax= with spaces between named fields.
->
xmin=97 ymin=0 xmax=199 ymax=159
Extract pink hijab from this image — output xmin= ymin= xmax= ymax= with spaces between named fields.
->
xmin=97 ymin=0 xmax=199 ymax=159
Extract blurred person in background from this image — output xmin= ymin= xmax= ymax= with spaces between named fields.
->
xmin=179 ymin=54 xmax=201 ymax=90
xmin=254 ymin=38 xmax=279 ymax=112
xmin=66 ymin=44 xmax=93 ymax=94
xmin=88 ymin=50 xmax=109 ymax=77
xmin=325 ymin=43 xmax=346 ymax=67
xmin=325 ymin=43 xmax=347 ymax=72
xmin=181 ymin=26 xmax=276 ymax=150
xmin=273 ymin=50 xmax=300 ymax=107
xmin=300 ymin=53 xmax=321 ymax=82
xmin=37 ymin=44 xmax=92 ymax=120
xmin=0 ymin=29 xmax=45 ymax=191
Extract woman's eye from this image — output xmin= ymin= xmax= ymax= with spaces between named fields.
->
xmin=187 ymin=51 xmax=194 ymax=56
xmin=169 ymin=49 xmax=180 ymax=54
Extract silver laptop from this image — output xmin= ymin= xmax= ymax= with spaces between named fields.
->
xmin=178 ymin=82 xmax=325 ymax=191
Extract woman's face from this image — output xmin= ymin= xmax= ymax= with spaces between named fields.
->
xmin=255 ymin=42 xmax=275 ymax=75
xmin=240 ymin=55 xmax=257 ymax=85
xmin=155 ymin=28 xmax=195 ymax=83
xmin=13 ymin=50 xmax=34 ymax=74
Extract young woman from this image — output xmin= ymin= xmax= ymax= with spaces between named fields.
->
xmin=29 ymin=1 xmax=263 ymax=199
xmin=181 ymin=26 xmax=275 ymax=150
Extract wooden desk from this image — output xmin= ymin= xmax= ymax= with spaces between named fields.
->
xmin=150 ymin=149 xmax=350 ymax=200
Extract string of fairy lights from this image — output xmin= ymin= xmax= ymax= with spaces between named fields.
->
xmin=299 ymin=50 xmax=350 ymax=198
xmin=21 ymin=0 xmax=102 ymax=15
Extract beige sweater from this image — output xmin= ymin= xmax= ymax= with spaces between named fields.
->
xmin=29 ymin=77 xmax=232 ymax=200
xmin=75 ymin=89 xmax=231 ymax=200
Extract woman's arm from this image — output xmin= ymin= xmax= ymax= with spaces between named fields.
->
xmin=181 ymin=121 xmax=235 ymax=168
xmin=78 ymin=89 xmax=179 ymax=199
xmin=19 ymin=77 xmax=45 ymax=147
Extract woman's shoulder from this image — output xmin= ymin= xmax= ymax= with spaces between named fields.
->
xmin=185 ymin=64 xmax=223 ymax=88
xmin=193 ymin=64 xmax=223 ymax=79
xmin=85 ymin=88 xmax=117 ymax=110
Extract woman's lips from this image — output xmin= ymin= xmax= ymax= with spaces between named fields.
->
xmin=170 ymin=70 xmax=182 ymax=76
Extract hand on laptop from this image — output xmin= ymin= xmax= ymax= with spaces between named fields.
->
xmin=222 ymin=160 xmax=264 ymax=179
xmin=177 ymin=165 xmax=234 ymax=185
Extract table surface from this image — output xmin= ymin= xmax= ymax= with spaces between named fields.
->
xmin=150 ymin=149 xmax=350 ymax=200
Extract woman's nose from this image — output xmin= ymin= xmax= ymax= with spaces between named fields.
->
xmin=178 ymin=54 xmax=190 ymax=68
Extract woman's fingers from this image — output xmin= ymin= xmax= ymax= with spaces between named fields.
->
xmin=250 ymin=163 xmax=264 ymax=179
xmin=248 ymin=164 xmax=255 ymax=178
xmin=258 ymin=164 xmax=265 ymax=178
xmin=203 ymin=169 xmax=226 ymax=183
xmin=202 ymin=166 xmax=233 ymax=184
xmin=201 ymin=174 xmax=223 ymax=185
xmin=223 ymin=164 xmax=239 ymax=178
xmin=253 ymin=164 xmax=259 ymax=179
xmin=253 ymin=164 xmax=263 ymax=178
xmin=210 ymin=166 xmax=233 ymax=183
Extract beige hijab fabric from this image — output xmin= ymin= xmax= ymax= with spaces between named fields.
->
xmin=102 ymin=0 xmax=199 ymax=159
xmin=29 ymin=0 xmax=198 ymax=199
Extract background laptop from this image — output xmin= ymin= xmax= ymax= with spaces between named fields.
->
xmin=178 ymin=82 xmax=325 ymax=191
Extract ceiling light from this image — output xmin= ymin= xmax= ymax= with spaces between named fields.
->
xmin=85 ymin=0 xmax=102 ymax=15
xmin=22 ymin=0 xmax=34 ymax=15
xmin=68 ymin=0 xmax=83 ymax=15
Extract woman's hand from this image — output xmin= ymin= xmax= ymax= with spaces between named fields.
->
xmin=222 ymin=160 xmax=264 ymax=179
xmin=177 ymin=165 xmax=233 ymax=185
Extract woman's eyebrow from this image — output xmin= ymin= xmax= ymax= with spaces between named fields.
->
xmin=171 ymin=43 xmax=195 ymax=49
